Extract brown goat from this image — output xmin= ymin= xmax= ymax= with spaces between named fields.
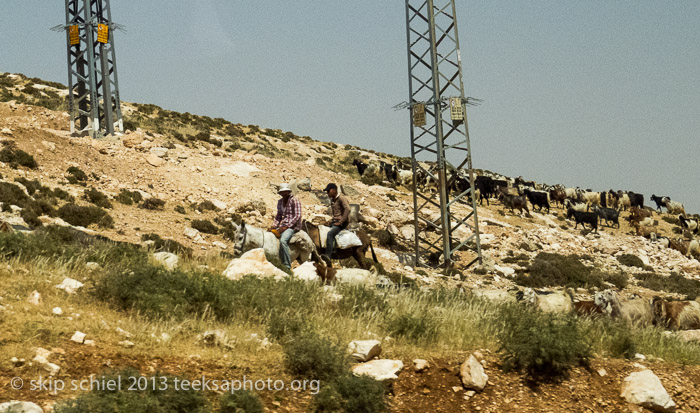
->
xmin=652 ymin=297 xmax=700 ymax=330
xmin=573 ymin=300 xmax=604 ymax=317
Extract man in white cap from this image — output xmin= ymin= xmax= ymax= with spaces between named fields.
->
xmin=270 ymin=183 xmax=302 ymax=270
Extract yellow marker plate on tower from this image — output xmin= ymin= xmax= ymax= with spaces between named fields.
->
xmin=97 ymin=23 xmax=109 ymax=43
xmin=450 ymin=97 xmax=463 ymax=121
xmin=413 ymin=103 xmax=426 ymax=127
xmin=69 ymin=25 xmax=80 ymax=45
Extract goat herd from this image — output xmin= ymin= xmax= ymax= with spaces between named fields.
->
xmin=515 ymin=287 xmax=700 ymax=332
xmin=351 ymin=159 xmax=700 ymax=259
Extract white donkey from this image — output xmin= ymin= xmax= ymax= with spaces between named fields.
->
xmin=229 ymin=220 xmax=316 ymax=264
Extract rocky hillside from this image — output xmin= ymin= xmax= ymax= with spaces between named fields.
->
xmin=1 ymin=71 xmax=700 ymax=412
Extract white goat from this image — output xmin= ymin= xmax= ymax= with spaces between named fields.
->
xmin=594 ymin=289 xmax=653 ymax=327
xmin=663 ymin=198 xmax=686 ymax=215
xmin=518 ymin=288 xmax=573 ymax=313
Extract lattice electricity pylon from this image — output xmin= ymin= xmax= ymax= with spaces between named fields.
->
xmin=400 ymin=0 xmax=482 ymax=268
xmin=52 ymin=0 xmax=124 ymax=138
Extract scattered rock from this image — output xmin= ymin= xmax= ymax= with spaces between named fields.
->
xmin=413 ymin=359 xmax=429 ymax=372
xmin=620 ymin=369 xmax=675 ymax=412
xmin=222 ymin=249 xmax=288 ymax=281
xmin=52 ymin=307 xmax=63 ymax=316
xmin=460 ymin=354 xmax=488 ymax=391
xmin=295 ymin=177 xmax=312 ymax=192
xmin=0 ymin=401 xmax=44 ymax=413
xmin=32 ymin=348 xmax=60 ymax=376
xmin=348 ymin=340 xmax=382 ymax=362
xmin=351 ymin=359 xmax=403 ymax=381
xmin=341 ymin=185 xmax=360 ymax=198
xmin=146 ymin=153 xmax=164 ymax=167
xmin=235 ymin=200 xmax=266 ymax=216
xmin=212 ymin=241 xmax=227 ymax=249
xmin=122 ymin=133 xmax=144 ymax=148
xmin=70 ymin=331 xmax=87 ymax=344
xmin=55 ymin=277 xmax=84 ymax=294
xmin=116 ymin=327 xmax=133 ymax=338
xmin=198 ymin=330 xmax=232 ymax=348
xmin=152 ymin=251 xmax=179 ymax=271
xmin=118 ymin=340 xmax=135 ymax=348
xmin=150 ymin=147 xmax=169 ymax=158
xmin=27 ymin=290 xmax=41 ymax=305
xmin=85 ymin=261 xmax=101 ymax=271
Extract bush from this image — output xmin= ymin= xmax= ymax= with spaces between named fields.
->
xmin=57 ymin=203 xmax=114 ymax=228
xmin=604 ymin=271 xmax=628 ymax=289
xmin=267 ymin=311 xmax=309 ymax=343
xmin=139 ymin=198 xmax=165 ymax=210
xmin=83 ymin=187 xmax=113 ymax=209
xmin=336 ymin=285 xmax=389 ymax=316
xmin=218 ymin=391 xmax=263 ymax=413
xmin=283 ymin=331 xmax=348 ymax=382
xmin=54 ymin=369 xmax=209 ymax=413
xmin=497 ymin=304 xmax=590 ymax=381
xmin=636 ymin=271 xmax=700 ymax=300
xmin=174 ymin=205 xmax=186 ymax=214
xmin=141 ymin=233 xmax=193 ymax=258
xmin=514 ymin=252 xmax=604 ymax=289
xmin=66 ymin=166 xmax=88 ymax=184
xmin=14 ymin=177 xmax=45 ymax=195
xmin=0 ymin=147 xmax=38 ymax=169
xmin=197 ymin=200 xmax=219 ymax=212
xmin=374 ymin=229 xmax=395 ymax=248
xmin=20 ymin=208 xmax=42 ymax=228
xmin=116 ymin=189 xmax=143 ymax=205
xmin=617 ymin=254 xmax=645 ymax=268
xmin=191 ymin=219 xmax=219 ymax=234
xmin=0 ymin=181 xmax=33 ymax=209
xmin=386 ymin=309 xmax=438 ymax=343
xmin=313 ymin=374 xmax=386 ymax=413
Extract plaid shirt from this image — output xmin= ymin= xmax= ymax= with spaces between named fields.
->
xmin=273 ymin=195 xmax=302 ymax=231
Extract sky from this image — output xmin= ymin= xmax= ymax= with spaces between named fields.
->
xmin=2 ymin=1 xmax=700 ymax=212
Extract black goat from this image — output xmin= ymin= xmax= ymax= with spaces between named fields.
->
xmin=523 ymin=189 xmax=550 ymax=213
xmin=629 ymin=192 xmax=644 ymax=208
xmin=567 ymin=207 xmax=598 ymax=232
xmin=379 ymin=161 xmax=397 ymax=182
xmin=650 ymin=194 xmax=667 ymax=212
xmin=500 ymin=193 xmax=530 ymax=215
xmin=594 ymin=206 xmax=620 ymax=228
xmin=352 ymin=159 xmax=368 ymax=176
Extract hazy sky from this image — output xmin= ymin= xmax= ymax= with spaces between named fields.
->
xmin=2 ymin=1 xmax=699 ymax=212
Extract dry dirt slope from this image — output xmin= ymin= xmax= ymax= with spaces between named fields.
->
xmin=2 ymin=72 xmax=700 ymax=412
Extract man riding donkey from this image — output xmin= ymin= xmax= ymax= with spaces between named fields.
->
xmin=321 ymin=183 xmax=351 ymax=266
xmin=269 ymin=183 xmax=302 ymax=271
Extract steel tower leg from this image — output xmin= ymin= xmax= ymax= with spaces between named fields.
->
xmin=404 ymin=0 xmax=482 ymax=268
xmin=62 ymin=0 xmax=122 ymax=138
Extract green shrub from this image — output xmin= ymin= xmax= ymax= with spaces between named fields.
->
xmin=636 ymin=272 xmax=700 ymax=300
xmin=0 ymin=181 xmax=33 ymax=208
xmin=116 ymin=189 xmax=143 ymax=205
xmin=514 ymin=252 xmax=604 ymax=289
xmin=218 ymin=391 xmax=263 ymax=413
xmin=197 ymin=200 xmax=219 ymax=212
xmin=604 ymin=271 xmax=628 ymax=289
xmin=52 ymin=187 xmax=75 ymax=202
xmin=386 ymin=309 xmax=438 ymax=343
xmin=57 ymin=203 xmax=114 ymax=228
xmin=20 ymin=208 xmax=42 ymax=228
xmin=385 ymin=272 xmax=417 ymax=289
xmin=313 ymin=374 xmax=386 ymax=413
xmin=662 ymin=216 xmax=680 ymax=226
xmin=0 ymin=147 xmax=38 ymax=169
xmin=283 ymin=331 xmax=348 ymax=382
xmin=616 ymin=254 xmax=645 ymax=268
xmin=66 ymin=166 xmax=88 ymax=183
xmin=83 ymin=187 xmax=113 ymax=209
xmin=54 ymin=369 xmax=209 ymax=413
xmin=497 ymin=304 xmax=590 ymax=381
xmin=336 ymin=285 xmax=389 ymax=316
xmin=191 ymin=219 xmax=219 ymax=234
xmin=603 ymin=322 xmax=637 ymax=359
xmin=174 ymin=205 xmax=186 ymax=214
xmin=14 ymin=177 xmax=45 ymax=195
xmin=267 ymin=311 xmax=309 ymax=343
xmin=141 ymin=233 xmax=193 ymax=258
xmin=373 ymin=229 xmax=395 ymax=248
xmin=502 ymin=253 xmax=531 ymax=265
xmin=139 ymin=198 xmax=165 ymax=210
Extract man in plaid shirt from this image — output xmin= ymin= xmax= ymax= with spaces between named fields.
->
xmin=270 ymin=183 xmax=302 ymax=270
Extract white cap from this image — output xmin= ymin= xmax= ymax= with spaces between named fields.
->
xmin=278 ymin=183 xmax=292 ymax=193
